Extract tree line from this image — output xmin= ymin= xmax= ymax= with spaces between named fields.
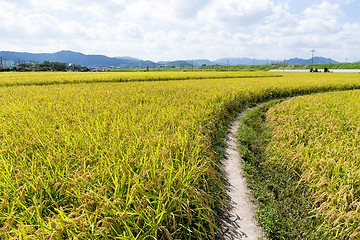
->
xmin=0 ymin=61 xmax=90 ymax=72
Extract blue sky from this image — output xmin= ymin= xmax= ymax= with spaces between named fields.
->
xmin=0 ymin=0 xmax=359 ymax=61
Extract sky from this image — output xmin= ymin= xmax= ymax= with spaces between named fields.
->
xmin=0 ymin=0 xmax=359 ymax=62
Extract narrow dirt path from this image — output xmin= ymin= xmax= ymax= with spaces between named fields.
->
xmin=220 ymin=110 xmax=265 ymax=240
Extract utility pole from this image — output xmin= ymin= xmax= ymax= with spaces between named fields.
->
xmin=283 ymin=59 xmax=286 ymax=72
xmin=311 ymin=49 xmax=315 ymax=70
xmin=227 ymin=59 xmax=229 ymax=71
xmin=0 ymin=56 xmax=2 ymax=69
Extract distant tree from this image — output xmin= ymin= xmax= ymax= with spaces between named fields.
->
xmin=9 ymin=60 xmax=90 ymax=72
xmin=74 ymin=65 xmax=90 ymax=72
xmin=17 ymin=62 xmax=34 ymax=71
xmin=53 ymin=62 xmax=67 ymax=71
xmin=39 ymin=61 xmax=52 ymax=71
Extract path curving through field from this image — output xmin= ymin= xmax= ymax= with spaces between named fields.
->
xmin=220 ymin=109 xmax=265 ymax=240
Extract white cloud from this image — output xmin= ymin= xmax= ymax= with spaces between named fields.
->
xmin=334 ymin=0 xmax=356 ymax=4
xmin=0 ymin=0 xmax=359 ymax=61
xmin=171 ymin=0 xmax=213 ymax=18
xmin=302 ymin=1 xmax=342 ymax=20
xmin=197 ymin=0 xmax=279 ymax=29
xmin=114 ymin=22 xmax=145 ymax=40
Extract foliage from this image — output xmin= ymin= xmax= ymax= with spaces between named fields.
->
xmin=5 ymin=61 xmax=90 ymax=72
xmin=309 ymin=62 xmax=360 ymax=70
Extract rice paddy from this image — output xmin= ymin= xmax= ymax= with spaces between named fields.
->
xmin=0 ymin=71 xmax=359 ymax=239
xmin=266 ymin=90 xmax=360 ymax=239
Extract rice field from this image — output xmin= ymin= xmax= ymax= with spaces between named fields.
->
xmin=0 ymin=71 xmax=280 ymax=87
xmin=266 ymin=90 xmax=360 ymax=239
xmin=0 ymin=71 xmax=359 ymax=239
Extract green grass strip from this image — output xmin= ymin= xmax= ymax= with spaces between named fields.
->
xmin=236 ymin=90 xmax=360 ymax=239
xmin=236 ymin=101 xmax=322 ymax=239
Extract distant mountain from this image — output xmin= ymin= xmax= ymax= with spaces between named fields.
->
xmin=287 ymin=57 xmax=338 ymax=65
xmin=192 ymin=59 xmax=215 ymax=67
xmin=213 ymin=58 xmax=269 ymax=65
xmin=0 ymin=50 xmax=341 ymax=67
xmin=0 ymin=50 xmax=155 ymax=68
xmin=116 ymin=56 xmax=140 ymax=60
xmin=157 ymin=60 xmax=190 ymax=68
xmin=213 ymin=57 xmax=338 ymax=66
xmin=287 ymin=58 xmax=308 ymax=65
xmin=157 ymin=59 xmax=215 ymax=68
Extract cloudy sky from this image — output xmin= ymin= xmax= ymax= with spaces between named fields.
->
xmin=0 ymin=0 xmax=359 ymax=61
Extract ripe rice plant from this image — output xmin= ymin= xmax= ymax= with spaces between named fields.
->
xmin=0 ymin=71 xmax=280 ymax=87
xmin=0 ymin=72 xmax=359 ymax=238
xmin=266 ymin=90 xmax=360 ymax=239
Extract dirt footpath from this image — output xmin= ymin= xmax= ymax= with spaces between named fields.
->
xmin=220 ymin=112 xmax=265 ymax=240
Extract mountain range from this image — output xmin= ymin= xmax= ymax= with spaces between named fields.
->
xmin=0 ymin=50 xmax=345 ymax=68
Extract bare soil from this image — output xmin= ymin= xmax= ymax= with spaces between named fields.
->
xmin=220 ymin=111 xmax=266 ymax=240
